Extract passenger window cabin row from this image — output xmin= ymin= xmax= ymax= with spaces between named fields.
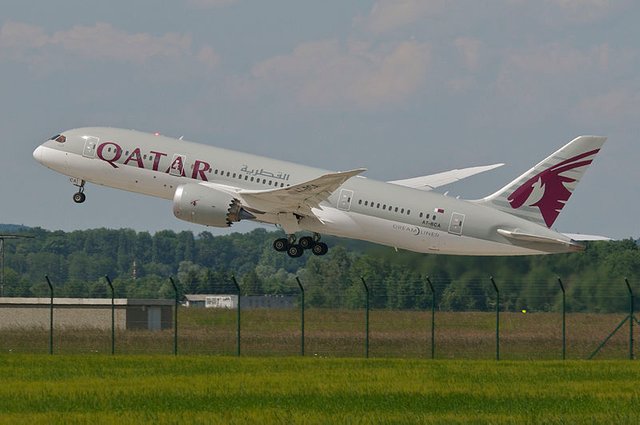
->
xmin=358 ymin=199 xmax=411 ymax=215
xmin=213 ymin=169 xmax=289 ymax=188
xmin=357 ymin=198 xmax=439 ymax=220
xmin=104 ymin=146 xmax=290 ymax=188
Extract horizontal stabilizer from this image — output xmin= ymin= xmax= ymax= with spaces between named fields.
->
xmin=497 ymin=229 xmax=584 ymax=251
xmin=388 ymin=163 xmax=504 ymax=190
xmin=563 ymin=233 xmax=612 ymax=241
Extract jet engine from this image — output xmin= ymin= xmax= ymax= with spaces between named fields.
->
xmin=173 ymin=184 xmax=254 ymax=227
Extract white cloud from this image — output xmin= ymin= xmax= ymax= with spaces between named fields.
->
xmin=504 ymin=44 xmax=599 ymax=75
xmin=0 ymin=21 xmax=219 ymax=70
xmin=50 ymin=23 xmax=191 ymax=63
xmin=482 ymin=42 xmax=627 ymax=126
xmin=0 ymin=22 xmax=48 ymax=49
xmin=356 ymin=0 xmax=445 ymax=34
xmin=447 ymin=77 xmax=475 ymax=94
xmin=246 ymin=39 xmax=431 ymax=109
xmin=496 ymin=43 xmax=609 ymax=100
xmin=576 ymin=88 xmax=640 ymax=124
xmin=453 ymin=37 xmax=483 ymax=71
xmin=196 ymin=46 xmax=221 ymax=69
xmin=357 ymin=0 xmax=622 ymax=35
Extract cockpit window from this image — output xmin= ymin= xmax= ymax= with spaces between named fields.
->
xmin=50 ymin=134 xmax=66 ymax=143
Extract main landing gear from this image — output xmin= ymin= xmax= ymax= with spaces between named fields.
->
xmin=273 ymin=233 xmax=328 ymax=258
xmin=72 ymin=179 xmax=86 ymax=204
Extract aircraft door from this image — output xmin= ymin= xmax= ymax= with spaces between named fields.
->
xmin=337 ymin=189 xmax=354 ymax=211
xmin=448 ymin=212 xmax=465 ymax=235
xmin=82 ymin=136 xmax=99 ymax=158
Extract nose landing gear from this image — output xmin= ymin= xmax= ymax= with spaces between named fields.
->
xmin=73 ymin=191 xmax=86 ymax=204
xmin=71 ymin=179 xmax=87 ymax=204
xmin=273 ymin=233 xmax=328 ymax=257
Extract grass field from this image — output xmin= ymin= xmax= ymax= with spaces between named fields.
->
xmin=1 ymin=308 xmax=637 ymax=359
xmin=1 ymin=355 xmax=639 ymax=424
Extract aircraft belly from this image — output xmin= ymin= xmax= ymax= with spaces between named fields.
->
xmin=299 ymin=209 xmax=545 ymax=256
xmin=300 ymin=210 xmax=440 ymax=253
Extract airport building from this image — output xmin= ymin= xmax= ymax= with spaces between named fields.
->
xmin=183 ymin=294 xmax=296 ymax=309
xmin=0 ymin=297 xmax=174 ymax=331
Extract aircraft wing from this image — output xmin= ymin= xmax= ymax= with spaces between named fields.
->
xmin=388 ymin=163 xmax=504 ymax=191
xmin=238 ymin=168 xmax=366 ymax=214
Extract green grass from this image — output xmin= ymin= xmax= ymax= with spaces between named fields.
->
xmin=1 ymin=355 xmax=639 ymax=424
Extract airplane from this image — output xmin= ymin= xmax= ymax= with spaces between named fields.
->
xmin=33 ymin=128 xmax=608 ymax=257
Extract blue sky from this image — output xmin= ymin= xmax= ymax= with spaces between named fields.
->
xmin=1 ymin=0 xmax=638 ymax=239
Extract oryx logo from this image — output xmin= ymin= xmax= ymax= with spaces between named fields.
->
xmin=508 ymin=149 xmax=599 ymax=228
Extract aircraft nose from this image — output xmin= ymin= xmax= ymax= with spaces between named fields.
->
xmin=33 ymin=145 xmax=44 ymax=164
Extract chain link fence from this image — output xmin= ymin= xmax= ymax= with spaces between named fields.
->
xmin=1 ymin=275 xmax=637 ymax=359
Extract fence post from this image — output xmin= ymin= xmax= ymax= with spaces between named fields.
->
xmin=625 ymin=278 xmax=634 ymax=360
xmin=45 ymin=275 xmax=53 ymax=355
xmin=361 ymin=277 xmax=369 ymax=358
xmin=232 ymin=275 xmax=241 ymax=357
xmin=296 ymin=277 xmax=305 ymax=356
xmin=105 ymin=275 xmax=115 ymax=355
xmin=558 ymin=277 xmax=566 ymax=360
xmin=490 ymin=276 xmax=500 ymax=361
xmin=169 ymin=277 xmax=178 ymax=356
xmin=426 ymin=276 xmax=435 ymax=359
xmin=588 ymin=278 xmax=635 ymax=360
xmin=0 ymin=238 xmax=4 ymax=297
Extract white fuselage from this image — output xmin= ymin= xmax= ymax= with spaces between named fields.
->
xmin=33 ymin=127 xmax=582 ymax=256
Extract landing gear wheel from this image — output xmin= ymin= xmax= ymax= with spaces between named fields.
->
xmin=287 ymin=244 xmax=304 ymax=258
xmin=71 ymin=178 xmax=86 ymax=204
xmin=73 ymin=192 xmax=86 ymax=204
xmin=311 ymin=242 xmax=328 ymax=256
xmin=299 ymin=236 xmax=315 ymax=250
xmin=273 ymin=238 xmax=289 ymax=252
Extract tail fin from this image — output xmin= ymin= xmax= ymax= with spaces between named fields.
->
xmin=478 ymin=135 xmax=606 ymax=228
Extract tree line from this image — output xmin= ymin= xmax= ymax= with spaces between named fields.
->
xmin=1 ymin=225 xmax=638 ymax=312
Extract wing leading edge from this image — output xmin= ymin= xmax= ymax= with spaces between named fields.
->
xmin=239 ymin=168 xmax=366 ymax=214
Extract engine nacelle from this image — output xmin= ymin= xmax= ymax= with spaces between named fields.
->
xmin=173 ymin=184 xmax=252 ymax=227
